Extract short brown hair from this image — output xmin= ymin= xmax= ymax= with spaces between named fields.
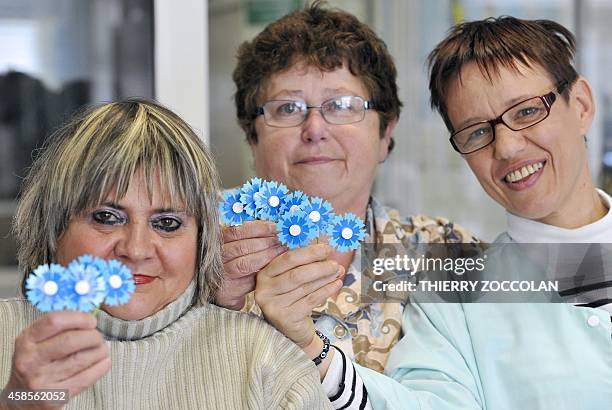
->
xmin=14 ymin=98 xmax=223 ymax=304
xmin=233 ymin=1 xmax=401 ymax=147
xmin=428 ymin=16 xmax=578 ymax=132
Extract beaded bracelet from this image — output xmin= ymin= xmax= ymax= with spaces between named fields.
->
xmin=312 ymin=330 xmax=330 ymax=366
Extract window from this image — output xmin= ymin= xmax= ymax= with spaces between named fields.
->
xmin=0 ymin=0 xmax=154 ymax=267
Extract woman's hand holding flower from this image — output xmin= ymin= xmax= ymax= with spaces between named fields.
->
xmin=216 ymin=220 xmax=288 ymax=310
xmin=3 ymin=311 xmax=110 ymax=408
xmin=216 ymin=179 xmax=364 ymax=312
xmin=254 ymin=244 xmax=344 ymax=349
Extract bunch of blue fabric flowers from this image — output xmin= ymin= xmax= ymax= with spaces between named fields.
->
xmin=26 ymin=255 xmax=135 ymax=313
xmin=219 ymin=178 xmax=365 ymax=252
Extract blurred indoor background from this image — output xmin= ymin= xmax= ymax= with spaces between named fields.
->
xmin=1 ymin=0 xmax=612 ymax=297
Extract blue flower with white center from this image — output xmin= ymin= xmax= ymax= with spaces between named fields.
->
xmin=62 ymin=262 xmax=107 ymax=312
xmin=277 ymin=210 xmax=318 ymax=249
xmin=280 ymin=191 xmax=310 ymax=215
xmin=326 ymin=213 xmax=365 ymax=253
xmin=26 ymin=263 xmax=67 ymax=312
xmin=239 ymin=177 xmax=264 ymax=218
xmin=255 ymin=180 xmax=289 ymax=222
xmin=301 ymin=196 xmax=335 ymax=233
xmin=69 ymin=254 xmax=109 ymax=276
xmin=219 ymin=188 xmax=253 ymax=226
xmin=102 ymin=259 xmax=135 ymax=306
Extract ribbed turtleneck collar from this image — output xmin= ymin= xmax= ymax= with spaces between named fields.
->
xmin=96 ymin=280 xmax=196 ymax=341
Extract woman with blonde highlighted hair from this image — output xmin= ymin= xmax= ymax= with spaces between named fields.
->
xmin=0 ymin=98 xmax=331 ymax=409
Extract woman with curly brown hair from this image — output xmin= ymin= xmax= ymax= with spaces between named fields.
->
xmin=216 ymin=3 xmax=478 ymax=409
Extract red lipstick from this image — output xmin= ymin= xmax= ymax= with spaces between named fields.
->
xmin=132 ymin=274 xmax=156 ymax=285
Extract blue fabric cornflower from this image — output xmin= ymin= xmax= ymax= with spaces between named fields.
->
xmin=239 ymin=177 xmax=264 ymax=218
xmin=301 ymin=196 xmax=335 ymax=233
xmin=277 ymin=211 xmax=318 ymax=249
xmin=70 ymin=254 xmax=109 ymax=275
xmin=219 ymin=188 xmax=253 ymax=226
xmin=326 ymin=213 xmax=365 ymax=252
xmin=255 ymin=180 xmax=289 ymax=222
xmin=102 ymin=259 xmax=135 ymax=306
xmin=25 ymin=263 xmax=67 ymax=312
xmin=280 ymin=191 xmax=310 ymax=215
xmin=62 ymin=262 xmax=107 ymax=312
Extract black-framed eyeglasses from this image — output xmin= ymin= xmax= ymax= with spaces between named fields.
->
xmin=450 ymin=81 xmax=569 ymax=154
xmin=255 ymin=95 xmax=374 ymax=128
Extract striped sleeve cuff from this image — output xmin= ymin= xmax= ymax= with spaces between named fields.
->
xmin=321 ymin=346 xmax=371 ymax=410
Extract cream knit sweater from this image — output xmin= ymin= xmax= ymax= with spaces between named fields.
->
xmin=0 ymin=282 xmax=332 ymax=409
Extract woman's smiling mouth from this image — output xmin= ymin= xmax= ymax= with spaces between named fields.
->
xmin=502 ymin=160 xmax=546 ymax=190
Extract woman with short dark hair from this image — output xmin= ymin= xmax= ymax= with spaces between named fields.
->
xmin=353 ymin=17 xmax=612 ymax=409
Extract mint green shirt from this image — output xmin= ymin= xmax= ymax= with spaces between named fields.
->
xmin=355 ymin=294 xmax=612 ymax=409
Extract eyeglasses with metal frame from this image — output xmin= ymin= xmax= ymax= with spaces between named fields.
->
xmin=255 ymin=95 xmax=374 ymax=128
xmin=449 ymin=81 xmax=569 ymax=154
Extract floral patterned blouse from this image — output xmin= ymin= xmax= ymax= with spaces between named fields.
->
xmin=244 ymin=197 xmax=479 ymax=372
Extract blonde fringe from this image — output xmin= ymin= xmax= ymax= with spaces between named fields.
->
xmin=14 ymin=99 xmax=223 ymax=304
